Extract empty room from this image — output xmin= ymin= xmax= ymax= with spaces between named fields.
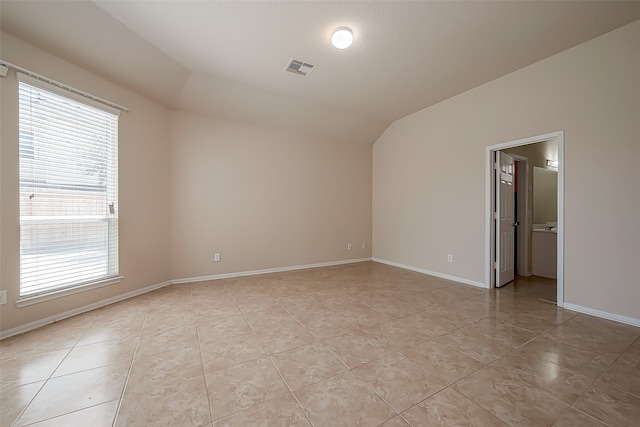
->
xmin=1 ymin=1 xmax=639 ymax=426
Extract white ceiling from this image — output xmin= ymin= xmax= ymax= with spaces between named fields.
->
xmin=3 ymin=1 xmax=640 ymax=144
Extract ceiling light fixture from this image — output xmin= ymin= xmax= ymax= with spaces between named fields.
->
xmin=331 ymin=27 xmax=353 ymax=49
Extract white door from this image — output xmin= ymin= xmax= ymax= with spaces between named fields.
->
xmin=496 ymin=152 xmax=515 ymax=287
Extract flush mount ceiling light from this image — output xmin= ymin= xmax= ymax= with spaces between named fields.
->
xmin=331 ymin=27 xmax=353 ymax=49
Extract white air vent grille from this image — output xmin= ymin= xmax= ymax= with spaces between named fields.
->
xmin=284 ymin=58 xmax=316 ymax=76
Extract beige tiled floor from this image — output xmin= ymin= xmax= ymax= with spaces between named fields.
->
xmin=502 ymin=275 xmax=558 ymax=303
xmin=1 ymin=262 xmax=639 ymax=426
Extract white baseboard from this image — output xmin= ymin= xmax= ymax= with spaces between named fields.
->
xmin=0 ymin=280 xmax=172 ymax=340
xmin=563 ymin=303 xmax=640 ymax=328
xmin=372 ymin=257 xmax=487 ymax=289
xmin=171 ymin=258 xmax=373 ymax=285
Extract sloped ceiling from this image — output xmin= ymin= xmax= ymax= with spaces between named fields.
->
xmin=2 ymin=1 xmax=640 ymax=144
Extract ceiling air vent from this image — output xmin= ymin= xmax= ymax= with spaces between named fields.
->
xmin=284 ymin=58 xmax=316 ymax=76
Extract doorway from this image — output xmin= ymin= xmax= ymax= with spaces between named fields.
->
xmin=485 ymin=131 xmax=564 ymax=306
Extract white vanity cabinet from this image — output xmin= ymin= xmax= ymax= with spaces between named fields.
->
xmin=532 ymin=230 xmax=557 ymax=279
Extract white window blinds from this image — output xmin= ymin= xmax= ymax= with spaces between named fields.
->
xmin=18 ymin=73 xmax=120 ymax=297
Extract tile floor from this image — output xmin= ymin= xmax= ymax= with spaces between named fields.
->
xmin=1 ymin=262 xmax=639 ymax=426
xmin=503 ymin=275 xmax=558 ymax=303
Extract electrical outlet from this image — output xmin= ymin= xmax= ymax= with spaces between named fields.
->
xmin=0 ymin=290 xmax=7 ymax=305
xmin=347 ymin=243 xmax=352 ymax=250
xmin=361 ymin=242 xmax=365 ymax=249
xmin=214 ymin=253 xmax=221 ymax=262
xmin=447 ymin=254 xmax=453 ymax=263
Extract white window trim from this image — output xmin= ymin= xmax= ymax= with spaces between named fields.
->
xmin=17 ymin=71 xmax=122 ymax=300
xmin=15 ymin=276 xmax=124 ymax=308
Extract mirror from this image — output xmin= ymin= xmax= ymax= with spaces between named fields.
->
xmin=533 ymin=166 xmax=557 ymax=224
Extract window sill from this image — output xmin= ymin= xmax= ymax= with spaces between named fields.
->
xmin=15 ymin=276 xmax=124 ymax=308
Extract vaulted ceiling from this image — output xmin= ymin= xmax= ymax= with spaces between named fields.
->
xmin=3 ymin=1 xmax=640 ymax=144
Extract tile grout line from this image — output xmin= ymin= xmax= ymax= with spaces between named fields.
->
xmin=9 ymin=381 xmax=46 ymax=427
xmin=255 ymin=280 xmax=319 ymax=427
xmin=291 ymin=282 xmax=402 ymax=424
xmin=562 ymin=336 xmax=639 ymax=425
xmin=10 ymin=309 xmax=118 ymax=426
xmin=10 ymin=337 xmax=81 ymax=426
xmin=225 ymin=281 xmax=317 ymax=427
xmin=398 ymin=311 xmax=561 ymax=427
xmin=267 ymin=279 xmax=500 ymax=426
xmin=191 ymin=283 xmax=216 ymax=427
xmin=110 ymin=295 xmax=152 ymax=427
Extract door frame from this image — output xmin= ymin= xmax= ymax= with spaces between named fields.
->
xmin=485 ymin=131 xmax=564 ymax=306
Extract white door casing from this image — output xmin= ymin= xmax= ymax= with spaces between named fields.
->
xmin=484 ymin=130 xmax=563 ymax=307
xmin=496 ymin=151 xmax=515 ymax=287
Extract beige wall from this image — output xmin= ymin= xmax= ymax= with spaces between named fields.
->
xmin=373 ymin=21 xmax=640 ymax=320
xmin=1 ymin=33 xmax=172 ymax=332
xmin=170 ymin=111 xmax=372 ymax=280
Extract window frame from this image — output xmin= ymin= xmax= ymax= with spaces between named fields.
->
xmin=16 ymin=73 xmax=123 ymax=307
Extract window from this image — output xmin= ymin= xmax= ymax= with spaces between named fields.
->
xmin=18 ymin=73 xmax=121 ymax=300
